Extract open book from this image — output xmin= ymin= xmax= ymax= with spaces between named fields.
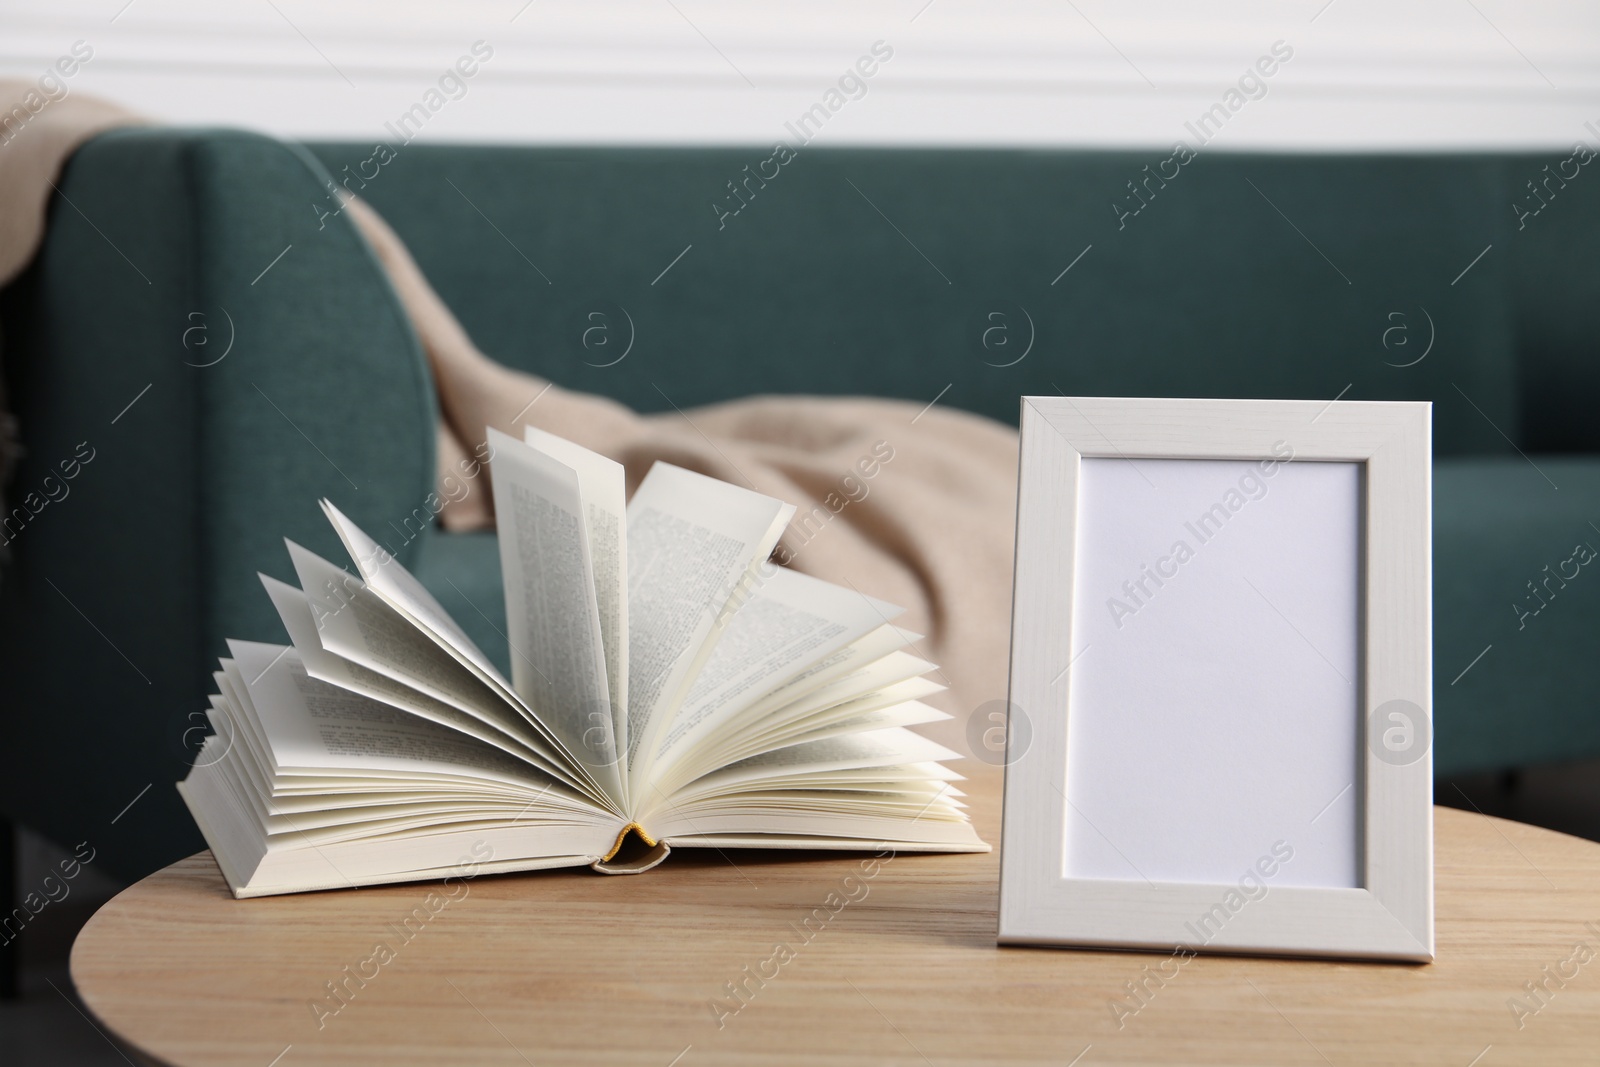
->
xmin=179 ymin=427 xmax=985 ymax=897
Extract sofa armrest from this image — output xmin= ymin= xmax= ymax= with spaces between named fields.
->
xmin=0 ymin=127 xmax=435 ymax=878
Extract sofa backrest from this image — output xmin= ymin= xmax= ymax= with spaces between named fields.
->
xmin=1503 ymin=142 xmax=1600 ymax=454
xmin=308 ymin=142 xmax=1594 ymax=458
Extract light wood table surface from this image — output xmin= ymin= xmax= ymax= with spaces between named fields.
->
xmin=73 ymin=775 xmax=1600 ymax=1066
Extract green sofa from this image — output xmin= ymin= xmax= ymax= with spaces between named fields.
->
xmin=2 ymin=128 xmax=1597 ymax=882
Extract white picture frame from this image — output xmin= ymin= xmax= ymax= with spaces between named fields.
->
xmin=998 ymin=396 xmax=1433 ymax=962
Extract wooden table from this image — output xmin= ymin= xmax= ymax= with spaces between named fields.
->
xmin=73 ymin=775 xmax=1600 ymax=1065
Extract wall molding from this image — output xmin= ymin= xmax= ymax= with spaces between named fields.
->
xmin=2 ymin=0 xmax=1597 ymax=149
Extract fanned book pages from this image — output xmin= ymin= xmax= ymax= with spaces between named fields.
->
xmin=178 ymin=426 xmax=986 ymax=897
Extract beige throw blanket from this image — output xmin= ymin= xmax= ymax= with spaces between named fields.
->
xmin=2 ymin=85 xmax=1020 ymax=757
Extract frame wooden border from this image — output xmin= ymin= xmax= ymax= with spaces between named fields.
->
xmin=998 ymin=396 xmax=1433 ymax=962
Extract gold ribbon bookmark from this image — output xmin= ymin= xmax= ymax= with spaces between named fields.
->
xmin=602 ymin=822 xmax=658 ymax=862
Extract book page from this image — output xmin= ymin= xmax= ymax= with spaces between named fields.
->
xmin=260 ymin=574 xmax=577 ymax=784
xmin=649 ymin=743 xmax=984 ymax=848
xmin=623 ymin=463 xmax=794 ymax=780
xmin=212 ymin=664 xmax=277 ymax=798
xmin=659 ymin=668 xmax=944 ymax=794
xmin=726 ymin=674 xmax=945 ymax=745
xmin=640 ymin=727 xmax=971 ymax=838
xmin=664 ymin=785 xmax=969 ymax=825
xmin=319 ymin=501 xmax=611 ymax=799
xmin=653 ymin=566 xmax=899 ymax=768
xmin=728 ymin=623 xmax=918 ymax=723
xmin=487 ymin=428 xmax=624 ymax=798
xmin=524 ymin=425 xmax=629 ymax=757
xmin=182 ymin=644 xmax=617 ymax=898
xmin=321 ymin=501 xmax=505 ymax=689
xmin=282 ymin=540 xmax=612 ymax=808
xmin=737 ymin=696 xmax=949 ymax=755
xmin=658 ymin=819 xmax=984 ymax=850
xmin=672 ymin=727 xmax=958 ymax=786
xmin=286 ymin=541 xmax=511 ymax=720
xmin=225 ymin=640 xmax=561 ymax=788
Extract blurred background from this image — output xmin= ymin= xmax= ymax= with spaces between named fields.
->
xmin=2 ymin=2 xmax=1598 ymax=1062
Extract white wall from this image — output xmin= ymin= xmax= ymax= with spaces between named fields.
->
xmin=3 ymin=0 xmax=1598 ymax=151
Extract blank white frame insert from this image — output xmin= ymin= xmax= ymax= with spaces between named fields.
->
xmin=1065 ymin=456 xmax=1361 ymax=889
